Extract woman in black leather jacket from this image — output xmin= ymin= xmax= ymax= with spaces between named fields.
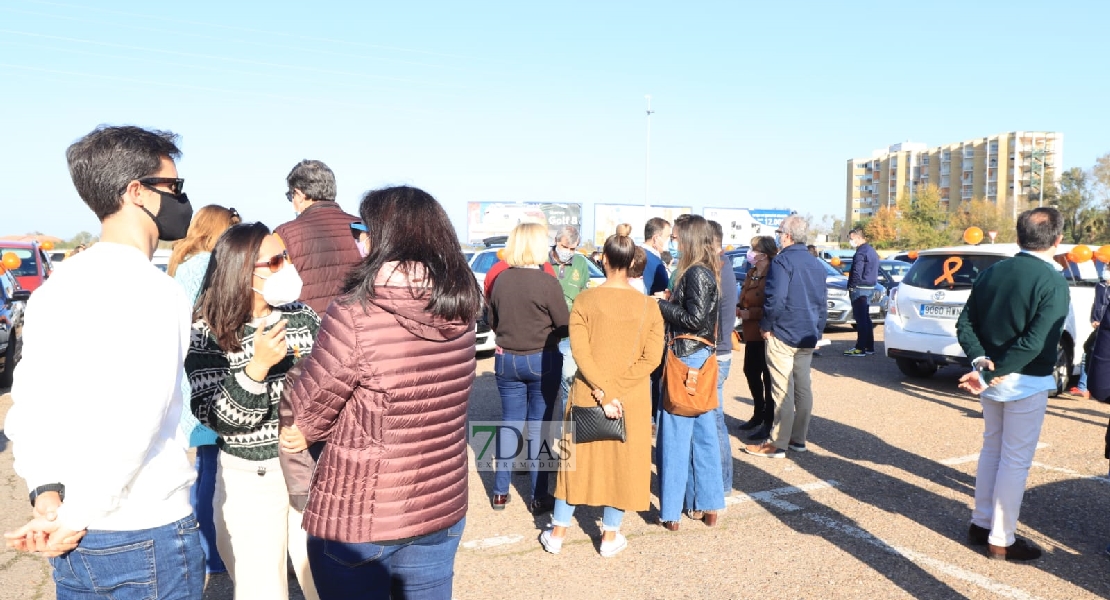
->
xmin=653 ymin=215 xmax=725 ymax=531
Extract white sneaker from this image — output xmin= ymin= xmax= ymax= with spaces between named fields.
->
xmin=539 ymin=530 xmax=563 ymax=554
xmin=599 ymin=533 xmax=628 ymax=558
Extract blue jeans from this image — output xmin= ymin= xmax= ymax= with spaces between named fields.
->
xmin=50 ymin=515 xmax=205 ymax=600
xmin=1078 ymin=354 xmax=1090 ymax=392
xmin=556 ymin=337 xmax=576 ymax=424
xmin=189 ymin=444 xmax=225 ymax=573
xmin=307 ymin=517 xmax=465 ymax=600
xmin=551 ymin=498 xmax=624 ymax=531
xmin=494 ymin=348 xmax=562 ymax=500
xmin=686 ymin=357 xmax=733 ymax=509
xmin=659 ymin=347 xmax=725 ymax=522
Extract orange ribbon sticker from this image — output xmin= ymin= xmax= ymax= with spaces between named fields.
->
xmin=933 ymin=257 xmax=964 ymax=287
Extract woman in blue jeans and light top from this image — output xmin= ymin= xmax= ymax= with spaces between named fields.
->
xmin=653 ymin=215 xmax=725 ymax=530
xmin=488 ymin=222 xmax=569 ymax=514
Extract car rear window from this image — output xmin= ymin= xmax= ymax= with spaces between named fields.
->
xmin=902 ymin=254 xmax=1007 ymax=290
xmin=0 ymin=248 xmax=36 ymax=276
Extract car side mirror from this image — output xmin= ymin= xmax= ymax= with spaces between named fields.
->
xmin=12 ymin=290 xmax=30 ymax=302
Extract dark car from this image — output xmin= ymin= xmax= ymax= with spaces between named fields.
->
xmin=724 ymin=249 xmax=887 ymax=328
xmin=0 ymin=241 xmax=54 ymax=292
xmin=831 ymin=258 xmax=912 ymax=291
xmin=0 ymin=268 xmax=30 ymax=387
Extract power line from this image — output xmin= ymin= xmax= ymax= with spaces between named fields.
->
xmin=0 ymin=63 xmax=455 ymax=123
xmin=0 ymin=29 xmax=464 ymax=88
xmin=0 ymin=39 xmax=470 ymax=101
xmin=20 ymin=0 xmax=512 ymax=65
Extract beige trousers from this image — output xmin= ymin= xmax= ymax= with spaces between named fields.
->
xmin=765 ymin=335 xmax=815 ymax=449
xmin=214 ymin=453 xmax=318 ymax=600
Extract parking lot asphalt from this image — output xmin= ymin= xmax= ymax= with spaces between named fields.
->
xmin=2 ymin=326 xmax=1109 ymax=599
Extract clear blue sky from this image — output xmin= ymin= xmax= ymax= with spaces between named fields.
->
xmin=2 ymin=0 xmax=1107 ymax=240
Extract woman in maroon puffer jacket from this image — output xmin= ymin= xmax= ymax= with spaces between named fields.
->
xmin=284 ymin=186 xmax=481 ymax=600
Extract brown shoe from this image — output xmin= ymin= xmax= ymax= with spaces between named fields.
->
xmin=659 ymin=519 xmax=680 ymax=531
xmin=702 ymin=511 xmax=718 ymax=527
xmin=743 ymin=441 xmax=785 ymax=459
xmin=684 ymin=510 xmax=704 ymax=521
xmin=987 ymin=537 xmax=1042 ymax=561
xmin=492 ymin=494 xmax=510 ymax=511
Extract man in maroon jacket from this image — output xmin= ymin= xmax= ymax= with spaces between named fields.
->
xmin=275 ymin=159 xmax=363 ymax=316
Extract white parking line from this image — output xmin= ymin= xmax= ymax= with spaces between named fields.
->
xmin=460 ymin=480 xmax=841 ymax=551
xmin=1030 ymin=461 xmax=1110 ymax=485
xmin=805 ymin=513 xmax=1046 ymax=600
xmin=460 ymin=534 xmax=524 ymax=550
xmin=725 ymin=479 xmax=840 ymax=512
xmin=940 ymin=443 xmax=1048 ymax=466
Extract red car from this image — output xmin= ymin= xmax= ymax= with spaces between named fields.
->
xmin=0 ymin=241 xmax=54 ymax=293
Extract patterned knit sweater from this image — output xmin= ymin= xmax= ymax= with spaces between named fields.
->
xmin=186 ymin=303 xmax=320 ymax=461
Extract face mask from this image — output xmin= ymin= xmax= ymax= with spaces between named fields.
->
xmin=357 ymin=240 xmax=369 ymax=258
xmin=253 ymin=263 xmax=303 ymax=307
xmin=555 ymin=247 xmax=576 ymax=263
xmin=849 ymin=238 xmax=861 ymax=248
xmin=667 ymin=239 xmax=678 ymax=255
xmin=745 ymin=249 xmax=760 ymax=264
xmin=141 ymin=190 xmax=193 ymax=241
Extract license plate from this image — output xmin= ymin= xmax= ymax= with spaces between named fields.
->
xmin=920 ymin=304 xmax=962 ymax=319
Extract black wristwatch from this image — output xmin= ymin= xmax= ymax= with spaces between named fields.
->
xmin=29 ymin=483 xmax=65 ymax=507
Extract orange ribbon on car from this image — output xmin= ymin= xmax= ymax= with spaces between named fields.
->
xmin=933 ymin=257 xmax=963 ymax=287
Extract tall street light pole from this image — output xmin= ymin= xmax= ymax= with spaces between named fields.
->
xmin=645 ymin=94 xmax=654 ymax=216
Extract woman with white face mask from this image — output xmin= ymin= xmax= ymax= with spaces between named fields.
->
xmin=186 ymin=222 xmax=320 ymax=600
xmin=736 ymin=235 xmax=779 ymax=441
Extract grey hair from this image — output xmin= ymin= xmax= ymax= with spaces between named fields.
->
xmin=779 ymin=215 xmax=808 ymax=245
xmin=555 ymin=225 xmax=580 ymax=246
xmin=286 ymin=159 xmax=337 ymax=201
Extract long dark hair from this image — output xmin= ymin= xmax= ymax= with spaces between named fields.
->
xmin=674 ymin=215 xmax=721 ymax=284
xmin=195 ymin=222 xmax=270 ymax=353
xmin=342 ymin=186 xmax=481 ymax=321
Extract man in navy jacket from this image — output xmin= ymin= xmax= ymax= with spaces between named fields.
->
xmin=845 ymin=228 xmax=881 ymax=356
xmin=743 ymin=215 xmax=827 ymax=458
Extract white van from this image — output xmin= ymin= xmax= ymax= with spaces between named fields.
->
xmin=884 ymin=243 xmax=1098 ymax=395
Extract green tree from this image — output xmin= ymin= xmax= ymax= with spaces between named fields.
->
xmin=1054 ymin=167 xmax=1100 ymax=243
xmin=896 ymin=184 xmax=949 ymax=249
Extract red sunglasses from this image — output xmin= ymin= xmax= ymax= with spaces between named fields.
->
xmin=254 ymin=250 xmax=288 ymax=273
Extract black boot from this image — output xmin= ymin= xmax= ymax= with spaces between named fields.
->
xmin=738 ymin=417 xmax=762 ymax=431
xmin=746 ymin=425 xmax=771 ymax=443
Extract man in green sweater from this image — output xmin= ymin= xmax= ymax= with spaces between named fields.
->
xmin=549 ymin=225 xmax=592 ymax=430
xmin=955 ymin=207 xmax=1069 ymax=562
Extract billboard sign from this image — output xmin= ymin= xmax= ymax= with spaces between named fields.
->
xmin=592 ymin=204 xmax=694 ymax=246
xmin=466 ymin=202 xmax=582 ymax=244
xmin=749 ymin=209 xmax=792 ymax=228
xmin=702 ymin=207 xmax=776 ymax=247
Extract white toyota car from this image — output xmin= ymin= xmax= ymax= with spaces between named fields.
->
xmin=884 ymin=243 xmax=1098 ymax=395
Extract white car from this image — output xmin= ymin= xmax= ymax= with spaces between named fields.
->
xmin=152 ymin=248 xmax=172 ymax=273
xmin=884 ymin=243 xmax=1097 ymax=395
xmin=467 ymin=248 xmax=606 ymax=353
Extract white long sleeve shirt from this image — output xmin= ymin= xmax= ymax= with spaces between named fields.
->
xmin=5 ymin=243 xmax=196 ymax=532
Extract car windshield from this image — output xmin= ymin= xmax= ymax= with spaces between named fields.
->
xmin=902 ymin=254 xmax=1007 ymax=290
xmin=0 ymin=248 xmax=36 ymax=276
xmin=883 ymin=262 xmax=911 ymax=277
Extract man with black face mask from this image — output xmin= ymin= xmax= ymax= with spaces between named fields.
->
xmin=4 ymin=126 xmax=205 ymax=599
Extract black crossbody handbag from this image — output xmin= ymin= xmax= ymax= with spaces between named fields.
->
xmin=571 ymin=296 xmax=649 ymax=444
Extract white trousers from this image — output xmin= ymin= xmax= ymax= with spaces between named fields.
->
xmin=971 ymin=391 xmax=1048 ymax=547
xmin=214 ymin=453 xmax=319 ymax=600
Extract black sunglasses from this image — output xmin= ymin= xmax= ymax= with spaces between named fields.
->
xmin=286 ymin=190 xmax=296 ymax=202
xmin=139 ymin=177 xmax=185 ymax=195
xmin=228 ymin=207 xmax=241 ymax=222
xmin=254 ymin=250 xmax=289 ymax=273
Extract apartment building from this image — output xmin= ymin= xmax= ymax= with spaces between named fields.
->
xmin=846 ymin=131 xmax=1063 ymax=225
